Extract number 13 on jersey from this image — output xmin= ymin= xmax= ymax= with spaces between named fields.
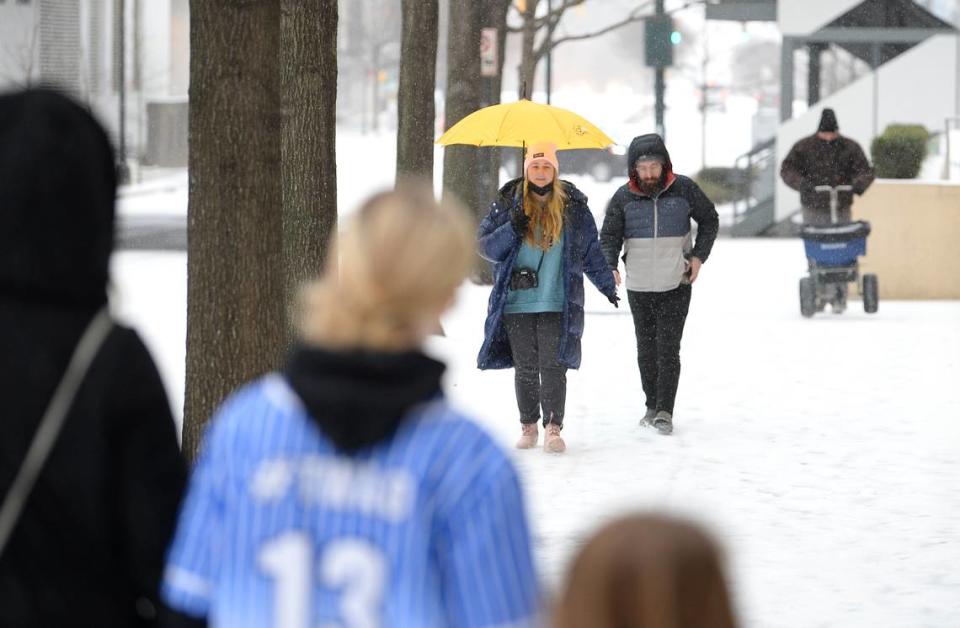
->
xmin=258 ymin=532 xmax=387 ymax=628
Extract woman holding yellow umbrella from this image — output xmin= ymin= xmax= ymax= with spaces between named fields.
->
xmin=476 ymin=141 xmax=619 ymax=453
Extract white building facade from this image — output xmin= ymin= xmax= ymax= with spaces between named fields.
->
xmin=775 ymin=0 xmax=959 ymax=222
xmin=0 ymin=0 xmax=189 ymax=166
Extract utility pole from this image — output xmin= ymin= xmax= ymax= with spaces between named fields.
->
xmin=700 ymin=22 xmax=708 ymax=170
xmin=117 ymin=0 xmax=129 ymax=184
xmin=133 ymin=0 xmax=142 ymax=183
xmin=545 ymin=0 xmax=552 ymax=104
xmin=654 ymin=0 xmax=665 ymax=140
xmin=807 ymin=43 xmax=824 ymax=106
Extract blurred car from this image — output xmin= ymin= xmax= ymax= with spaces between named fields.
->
xmin=500 ymin=144 xmax=627 ymax=182
xmin=559 ymin=145 xmax=627 ymax=182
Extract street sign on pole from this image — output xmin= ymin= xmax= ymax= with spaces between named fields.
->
xmin=480 ymin=28 xmax=498 ymax=77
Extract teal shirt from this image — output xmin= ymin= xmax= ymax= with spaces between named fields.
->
xmin=505 ymin=230 xmax=565 ymax=314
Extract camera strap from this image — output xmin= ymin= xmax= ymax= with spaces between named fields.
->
xmin=0 ymin=307 xmax=113 ymax=559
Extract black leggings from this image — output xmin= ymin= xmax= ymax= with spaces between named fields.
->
xmin=504 ymin=312 xmax=566 ymax=426
xmin=627 ymin=285 xmax=691 ymax=414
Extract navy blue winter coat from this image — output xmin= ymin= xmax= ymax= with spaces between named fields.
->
xmin=477 ymin=178 xmax=617 ymax=370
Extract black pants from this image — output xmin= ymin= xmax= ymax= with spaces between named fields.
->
xmin=627 ymin=284 xmax=691 ymax=414
xmin=504 ymin=312 xmax=566 ymax=426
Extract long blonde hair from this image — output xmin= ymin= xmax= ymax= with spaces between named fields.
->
xmin=298 ymin=183 xmax=475 ymax=351
xmin=522 ymin=177 xmax=566 ymax=250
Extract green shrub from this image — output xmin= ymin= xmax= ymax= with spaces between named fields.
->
xmin=694 ymin=166 xmax=750 ymax=205
xmin=871 ymin=124 xmax=928 ymax=179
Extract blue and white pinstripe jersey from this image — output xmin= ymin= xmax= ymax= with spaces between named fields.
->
xmin=162 ymin=375 xmax=541 ymax=628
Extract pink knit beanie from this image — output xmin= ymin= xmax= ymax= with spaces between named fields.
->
xmin=523 ymin=141 xmax=559 ymax=174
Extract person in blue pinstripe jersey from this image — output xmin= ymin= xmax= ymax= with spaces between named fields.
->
xmin=160 ymin=185 xmax=542 ymax=628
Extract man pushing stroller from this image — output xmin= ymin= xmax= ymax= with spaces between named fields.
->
xmin=781 ymin=108 xmax=875 ymax=313
xmin=780 ymin=108 xmax=875 ymax=226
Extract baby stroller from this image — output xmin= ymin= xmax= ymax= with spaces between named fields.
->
xmin=799 ymin=185 xmax=879 ymax=317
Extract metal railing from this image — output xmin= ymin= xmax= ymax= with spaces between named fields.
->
xmin=731 ymin=137 xmax=777 ymax=226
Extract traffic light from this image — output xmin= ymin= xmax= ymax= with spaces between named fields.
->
xmin=645 ymin=14 xmax=675 ymax=68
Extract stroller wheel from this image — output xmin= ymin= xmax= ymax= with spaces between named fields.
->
xmin=799 ymin=277 xmax=816 ymax=318
xmin=863 ymin=274 xmax=879 ymax=313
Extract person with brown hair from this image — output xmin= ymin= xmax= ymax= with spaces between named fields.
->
xmin=478 ymin=141 xmax=619 ymax=454
xmin=161 ymin=184 xmax=542 ymax=628
xmin=553 ymin=514 xmax=738 ymax=628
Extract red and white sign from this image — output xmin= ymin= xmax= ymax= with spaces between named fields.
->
xmin=480 ymin=28 xmax=498 ymax=78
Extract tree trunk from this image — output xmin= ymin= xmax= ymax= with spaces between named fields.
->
xmin=184 ymin=1 xmax=285 ymax=459
xmin=443 ymin=0 xmax=490 ymax=283
xmin=280 ymin=0 xmax=338 ymax=333
xmin=488 ymin=0 xmax=511 ymax=105
xmin=371 ymin=43 xmax=381 ymax=132
xmin=396 ymin=0 xmax=438 ymax=183
xmin=518 ymin=0 xmax=539 ymax=98
xmin=479 ymin=0 xmax=511 ymax=191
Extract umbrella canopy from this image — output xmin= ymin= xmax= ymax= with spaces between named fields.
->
xmin=436 ymin=99 xmax=615 ymax=150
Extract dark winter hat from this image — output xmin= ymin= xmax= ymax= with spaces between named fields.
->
xmin=633 ymin=153 xmax=665 ymax=165
xmin=818 ymin=108 xmax=839 ymax=133
xmin=627 ymin=133 xmax=673 ymax=189
xmin=627 ymin=134 xmax=672 ymax=171
xmin=0 ymin=88 xmax=117 ymax=306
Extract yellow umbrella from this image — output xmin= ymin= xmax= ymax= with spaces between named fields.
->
xmin=436 ymin=99 xmax=614 ymax=150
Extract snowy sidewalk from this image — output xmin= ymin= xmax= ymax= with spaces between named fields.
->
xmin=436 ymin=238 xmax=960 ymax=627
xmin=112 ymin=236 xmax=960 ymax=627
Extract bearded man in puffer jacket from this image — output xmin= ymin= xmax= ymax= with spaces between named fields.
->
xmin=599 ymin=133 xmax=719 ymax=436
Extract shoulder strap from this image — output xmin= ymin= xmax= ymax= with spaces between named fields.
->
xmin=0 ymin=307 xmax=113 ymax=558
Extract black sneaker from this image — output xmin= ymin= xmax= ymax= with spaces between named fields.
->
xmin=639 ymin=407 xmax=657 ymax=427
xmin=653 ymin=411 xmax=673 ymax=435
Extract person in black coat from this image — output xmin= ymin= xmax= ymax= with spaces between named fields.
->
xmin=0 ymin=89 xmax=187 ymax=627
xmin=780 ymin=108 xmax=875 ymax=225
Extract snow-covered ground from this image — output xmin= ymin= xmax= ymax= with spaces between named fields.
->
xmin=110 ymin=234 xmax=959 ymax=628
xmin=112 ymin=125 xmax=959 ymax=626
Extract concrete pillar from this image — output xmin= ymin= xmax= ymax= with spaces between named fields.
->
xmin=807 ymin=43 xmax=825 ymax=106
xmin=781 ymin=36 xmax=795 ymax=121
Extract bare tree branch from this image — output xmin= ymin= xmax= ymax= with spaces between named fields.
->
xmin=532 ymin=0 xmax=585 ymax=27
xmin=534 ymin=2 xmax=648 ymax=60
xmin=536 ymin=0 xmax=705 ymax=60
xmin=533 ymin=6 xmax=566 ymax=59
xmin=507 ymin=0 xmax=583 ymax=33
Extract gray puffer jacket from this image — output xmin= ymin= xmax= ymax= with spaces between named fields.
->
xmin=600 ymin=134 xmax=719 ymax=292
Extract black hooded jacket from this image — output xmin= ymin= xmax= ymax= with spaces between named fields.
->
xmin=284 ymin=347 xmax=445 ymax=453
xmin=600 ymin=134 xmax=719 ymax=292
xmin=0 ymin=89 xmax=187 ymax=627
xmin=780 ymin=133 xmax=875 ymax=211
